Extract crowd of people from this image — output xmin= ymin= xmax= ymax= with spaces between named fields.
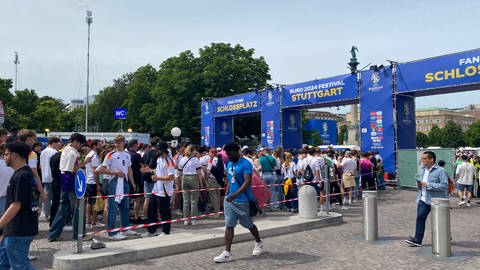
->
xmin=0 ymin=127 xmax=479 ymax=267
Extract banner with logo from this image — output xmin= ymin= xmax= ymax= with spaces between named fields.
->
xmin=360 ymin=68 xmax=395 ymax=173
xmin=261 ymin=89 xmax=281 ymax=149
xmin=282 ymin=109 xmax=302 ymax=149
xmin=214 ymin=117 xmax=234 ymax=147
xmin=396 ymin=48 xmax=480 ymax=93
xmin=303 ymin=120 xmax=337 ymax=145
xmin=214 ymin=92 xmax=261 ymax=117
xmin=282 ymin=74 xmax=358 ymax=108
xmin=396 ymin=94 xmax=416 ymax=149
xmin=200 ymin=100 xmax=214 ymax=147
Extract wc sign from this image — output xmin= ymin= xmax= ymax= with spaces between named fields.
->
xmin=114 ymin=108 xmax=127 ymax=119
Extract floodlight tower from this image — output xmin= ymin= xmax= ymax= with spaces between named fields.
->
xmin=85 ymin=10 xmax=93 ymax=132
xmin=13 ymin=52 xmax=19 ymax=91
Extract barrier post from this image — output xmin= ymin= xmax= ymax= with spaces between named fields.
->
xmin=76 ymin=198 xmax=85 ymax=253
xmin=431 ymin=198 xmax=451 ymax=257
xmin=362 ymin=190 xmax=378 ymax=241
xmin=324 ymin=166 xmax=330 ymax=214
xmin=298 ymin=185 xmax=317 ymax=219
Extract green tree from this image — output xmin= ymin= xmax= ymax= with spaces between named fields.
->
xmin=147 ymin=43 xmax=270 ymax=141
xmin=124 ymin=65 xmax=157 ymax=133
xmin=428 ymin=125 xmax=443 ymax=146
xmin=416 ymin=132 xmax=429 ymax=148
xmin=31 ymin=99 xmax=65 ymax=132
xmin=338 ymin=124 xmax=348 ymax=144
xmin=90 ymin=74 xmax=131 ymax=132
xmin=58 ymin=108 xmax=85 ymax=132
xmin=465 ymin=120 xmax=480 ymax=146
xmin=0 ymin=78 xmax=14 ymax=105
xmin=440 ymin=120 xmax=465 ymax=148
xmin=11 ymin=89 xmax=39 ymax=116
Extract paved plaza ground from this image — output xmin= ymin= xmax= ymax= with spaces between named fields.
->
xmin=30 ymin=187 xmax=479 ymax=269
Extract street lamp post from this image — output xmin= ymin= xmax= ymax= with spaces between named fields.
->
xmin=85 ymin=10 xmax=93 ymax=133
xmin=171 ymin=127 xmax=181 ymax=148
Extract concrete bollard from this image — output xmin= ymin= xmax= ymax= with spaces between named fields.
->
xmin=362 ymin=191 xmax=378 ymax=241
xmin=298 ymin=185 xmax=318 ymax=219
xmin=431 ymin=198 xmax=451 ymax=257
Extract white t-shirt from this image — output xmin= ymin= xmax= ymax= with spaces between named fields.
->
xmin=199 ymin=155 xmax=210 ymax=177
xmin=28 ymin=151 xmax=37 ymax=169
xmin=0 ymin=160 xmax=13 ymax=197
xmin=152 ymin=157 xmax=176 ymax=197
xmin=60 ymin=144 xmax=79 ymax=173
xmin=302 ymin=155 xmax=319 ymax=181
xmin=341 ymin=157 xmax=356 ymax=174
xmin=102 ymin=150 xmax=131 ymax=180
xmin=178 ymin=156 xmax=201 ymax=175
xmin=85 ymin=150 xmax=100 ymax=184
xmin=456 ymin=162 xmax=475 ymax=185
xmin=40 ymin=147 xmax=57 ymax=183
xmin=281 ymin=162 xmax=297 ymax=179
xmin=421 ymin=167 xmax=431 ymax=203
xmin=207 ymin=156 xmax=226 ymax=171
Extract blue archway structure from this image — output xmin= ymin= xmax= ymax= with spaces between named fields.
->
xmin=201 ymin=48 xmax=480 ymax=174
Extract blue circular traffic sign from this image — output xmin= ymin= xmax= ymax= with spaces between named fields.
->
xmin=75 ymin=169 xmax=87 ymax=199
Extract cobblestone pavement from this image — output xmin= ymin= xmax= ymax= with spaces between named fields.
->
xmin=31 ymin=188 xmax=480 ymax=269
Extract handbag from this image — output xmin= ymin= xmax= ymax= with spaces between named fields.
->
xmin=266 ymin=156 xmax=281 ymax=176
xmin=233 ymin=166 xmax=262 ymax=217
xmin=93 ymin=192 xmax=105 ymax=213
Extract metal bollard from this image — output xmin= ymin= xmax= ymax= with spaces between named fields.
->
xmin=362 ymin=191 xmax=378 ymax=241
xmin=431 ymin=198 xmax=451 ymax=257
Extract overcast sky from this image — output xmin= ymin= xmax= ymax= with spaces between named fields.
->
xmin=1 ymin=0 xmax=479 ymax=113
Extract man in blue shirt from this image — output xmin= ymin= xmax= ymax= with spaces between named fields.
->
xmin=405 ymin=151 xmax=448 ymax=247
xmin=214 ymin=143 xmax=263 ymax=263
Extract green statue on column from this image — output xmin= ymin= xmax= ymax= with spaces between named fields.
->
xmin=349 ymin=46 xmax=359 ymax=73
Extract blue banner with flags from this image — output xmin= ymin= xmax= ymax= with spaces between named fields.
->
xmin=214 ymin=92 xmax=261 ymax=117
xmin=396 ymin=48 xmax=480 ymax=93
xmin=360 ymin=68 xmax=395 ymax=173
xmin=261 ymin=89 xmax=281 ymax=149
xmin=304 ymin=120 xmax=337 ymax=145
xmin=214 ymin=117 xmax=233 ymax=147
xmin=201 ymin=100 xmax=214 ymax=147
xmin=282 ymin=109 xmax=302 ymax=149
xmin=282 ymin=74 xmax=358 ymax=108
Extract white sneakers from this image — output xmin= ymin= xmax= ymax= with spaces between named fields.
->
xmin=458 ymin=200 xmax=466 ymax=206
xmin=214 ymin=250 xmax=232 ymax=263
xmin=252 ymin=241 xmax=264 ymax=256
xmin=108 ymin=233 xmax=127 ymax=240
xmin=124 ymin=230 xmax=138 ymax=236
xmin=141 ymin=232 xmax=158 ymax=238
xmin=214 ymin=241 xmax=264 ymax=263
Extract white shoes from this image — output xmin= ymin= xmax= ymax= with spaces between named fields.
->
xmin=191 ymin=220 xmax=198 ymax=226
xmin=141 ymin=232 xmax=158 ymax=237
xmin=214 ymin=250 xmax=232 ymax=263
xmin=458 ymin=201 xmax=466 ymax=206
xmin=184 ymin=220 xmax=190 ymax=226
xmin=124 ymin=230 xmax=138 ymax=236
xmin=108 ymin=233 xmax=127 ymax=240
xmin=252 ymin=241 xmax=264 ymax=256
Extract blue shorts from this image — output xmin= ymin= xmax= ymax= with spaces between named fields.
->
xmin=457 ymin=183 xmax=473 ymax=193
xmin=224 ymin=200 xmax=254 ymax=229
xmin=144 ymin=181 xmax=154 ymax=198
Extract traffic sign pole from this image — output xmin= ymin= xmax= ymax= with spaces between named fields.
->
xmin=74 ymin=169 xmax=87 ymax=254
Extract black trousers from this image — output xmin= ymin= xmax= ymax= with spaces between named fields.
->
xmin=361 ymin=176 xmax=376 ymax=191
xmin=147 ymin=195 xmax=172 ymax=234
xmin=49 ymin=177 xmax=61 ymax=227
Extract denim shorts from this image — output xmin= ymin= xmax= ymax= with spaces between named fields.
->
xmin=144 ymin=181 xmax=154 ymax=198
xmin=223 ymin=200 xmax=254 ymax=229
xmin=457 ymin=183 xmax=473 ymax=193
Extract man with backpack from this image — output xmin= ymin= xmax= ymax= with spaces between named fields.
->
xmin=300 ymin=147 xmax=323 ymax=210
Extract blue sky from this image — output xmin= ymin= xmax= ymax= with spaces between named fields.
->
xmin=1 ymin=0 xmax=479 ymax=112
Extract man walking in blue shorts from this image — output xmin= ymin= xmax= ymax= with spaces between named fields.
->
xmin=214 ymin=143 xmax=263 ymax=263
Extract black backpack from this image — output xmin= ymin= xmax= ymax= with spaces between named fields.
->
xmin=210 ymin=155 xmax=225 ymax=186
xmin=304 ymin=162 xmax=314 ymax=182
